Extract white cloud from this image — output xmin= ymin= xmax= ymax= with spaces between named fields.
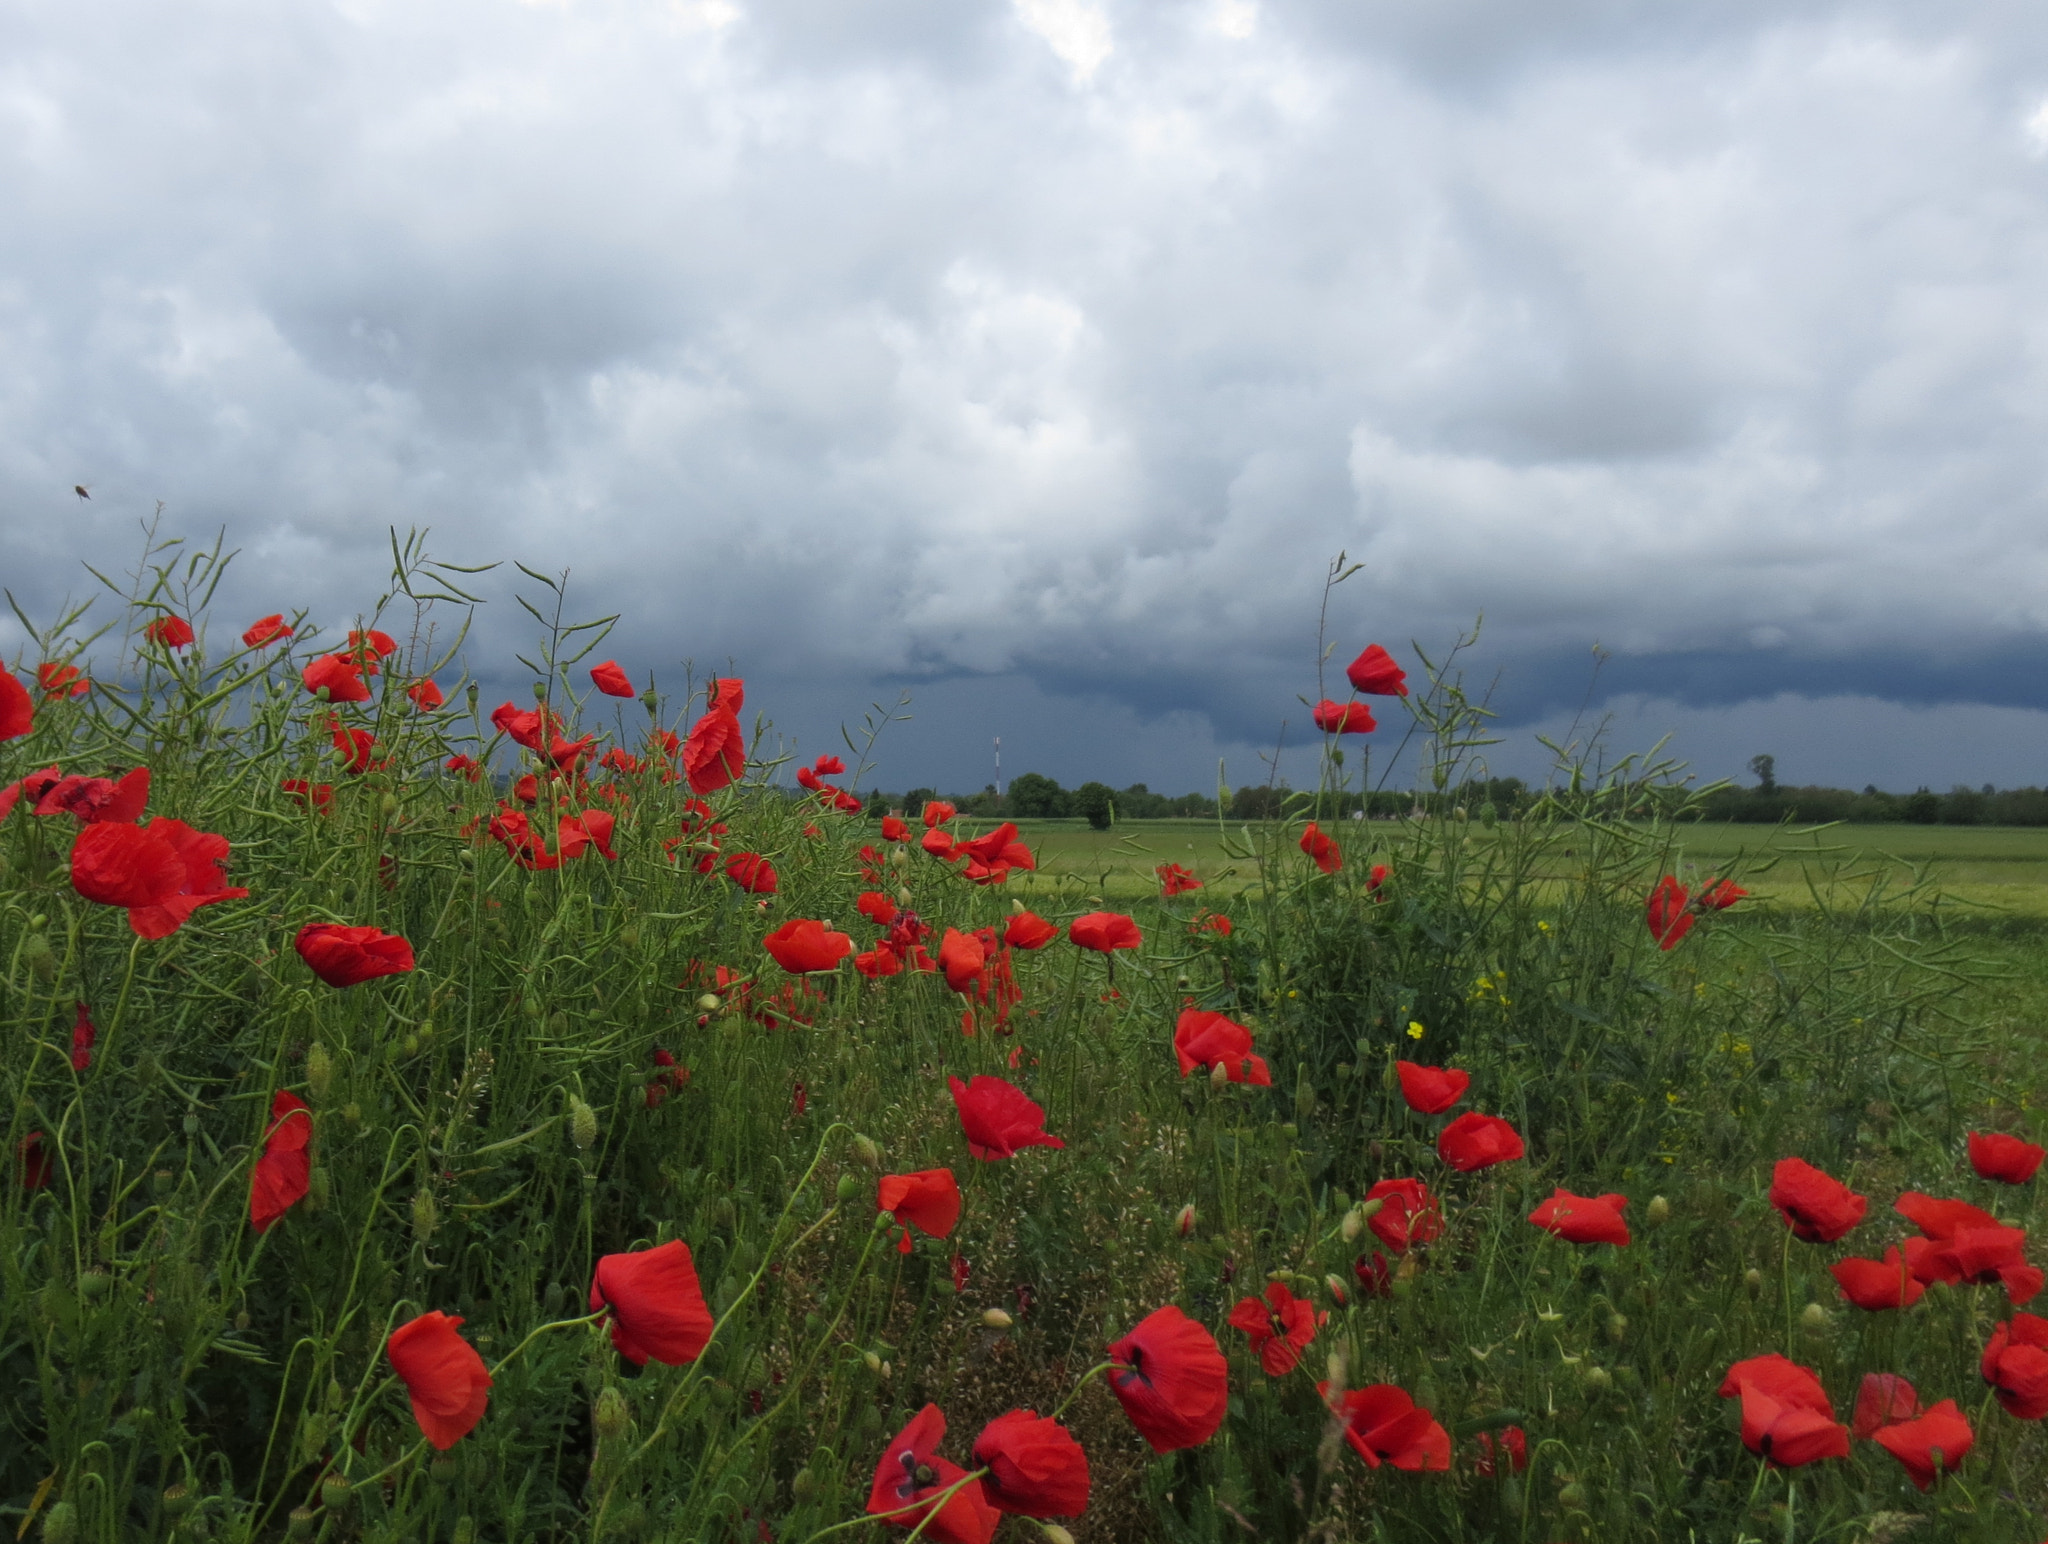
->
xmin=1011 ymin=0 xmax=1113 ymax=83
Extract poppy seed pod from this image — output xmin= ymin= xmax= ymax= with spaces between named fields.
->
xmin=287 ymin=1507 xmax=317 ymax=1539
xmin=835 ymin=1174 xmax=860 ymax=1202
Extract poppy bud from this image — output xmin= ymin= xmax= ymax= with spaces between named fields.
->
xmin=696 ymin=994 xmax=720 ymax=1013
xmin=890 ymin=846 xmax=909 ymax=869
xmin=896 ymin=887 xmax=913 ymax=907
xmin=1558 ymin=1481 xmax=1589 ymax=1510
xmin=307 ymin=1167 xmax=330 ymax=1212
xmin=411 ymin=1189 xmax=439 ymax=1242
xmin=853 ymin=1134 xmax=881 ymax=1169
xmin=1744 ymin=1267 xmax=1764 ymax=1298
xmin=1325 ymin=1272 xmax=1349 ymax=1306
xmin=24 ymin=932 xmax=55 ymax=981
xmin=863 ymin=1350 xmax=882 ymax=1374
xmin=835 ymin=1174 xmax=859 ymax=1202
xmin=1010 ymin=899 xmax=1026 ymax=914
xmin=1210 ymin=1061 xmax=1229 ymax=1090
xmin=1606 ymin=1312 xmax=1628 ymax=1343
xmin=287 ymin=1507 xmax=317 ymax=1539
xmin=307 ymin=1044 xmax=333 ymax=1102
xmin=982 ymin=1307 xmax=1013 ymax=1328
xmin=881 ymin=1360 xmax=893 ymax=1379
xmin=791 ymin=1467 xmax=817 ymax=1500
xmin=1043 ymin=1528 xmax=1077 ymax=1544
xmin=1499 ymin=1477 xmax=1523 ymax=1511
xmin=161 ymin=1484 xmax=192 ymax=1516
xmin=452 ymin=1519 xmax=476 ymax=1544
xmin=569 ymin=1096 xmax=598 ymax=1151
xmin=429 ymin=1455 xmax=458 ymax=1484
xmin=1798 ymin=1302 xmax=1831 ymax=1340
xmin=39 ymin=1502 xmax=77 ymax=1544
xmin=1580 ymin=1365 xmax=1611 ymax=1391
xmin=1176 ymin=1203 xmax=1196 ymax=1236
xmin=1340 ymin=1208 xmax=1363 ymax=1242
xmin=1645 ymin=1194 xmax=1670 ymax=1226
xmin=594 ymin=1386 xmax=631 ymax=1441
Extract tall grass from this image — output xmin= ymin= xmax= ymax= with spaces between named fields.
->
xmin=2 ymin=531 xmax=2042 ymax=1543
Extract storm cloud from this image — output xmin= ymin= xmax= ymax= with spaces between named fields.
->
xmin=5 ymin=0 xmax=2048 ymax=792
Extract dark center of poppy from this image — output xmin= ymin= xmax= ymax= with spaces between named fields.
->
xmin=893 ymin=1449 xmax=925 ymax=1500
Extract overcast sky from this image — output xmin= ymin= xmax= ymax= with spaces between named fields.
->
xmin=6 ymin=0 xmax=2048 ymax=795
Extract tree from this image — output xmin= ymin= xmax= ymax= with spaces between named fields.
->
xmin=1005 ymin=772 xmax=1067 ymax=819
xmin=1748 ymin=754 xmax=1777 ymax=794
xmin=1902 ymin=788 xmax=1939 ymax=824
xmin=903 ymin=787 xmax=936 ymax=815
xmin=1072 ymin=782 xmax=1116 ymax=830
xmin=1230 ymin=784 xmax=1289 ymax=822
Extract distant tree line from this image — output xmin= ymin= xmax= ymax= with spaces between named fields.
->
xmin=854 ymin=774 xmax=1536 ymax=829
xmin=1694 ymin=781 xmax=2048 ymax=826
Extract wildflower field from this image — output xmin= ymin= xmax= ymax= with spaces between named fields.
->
xmin=4 ymin=535 xmax=2047 ymax=1544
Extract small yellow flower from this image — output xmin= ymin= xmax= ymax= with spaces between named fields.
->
xmin=1287 ymin=989 xmax=1299 ymax=999
xmin=1537 ymin=920 xmax=1552 ymax=933
xmin=1664 ymin=1090 xmax=1679 ymax=1105
xmin=1406 ymin=1021 xmax=1425 ymax=1041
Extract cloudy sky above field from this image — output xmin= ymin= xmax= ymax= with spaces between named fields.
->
xmin=6 ymin=0 xmax=2048 ymax=793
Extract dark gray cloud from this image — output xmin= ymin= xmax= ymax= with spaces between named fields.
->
xmin=5 ymin=0 xmax=2048 ymax=794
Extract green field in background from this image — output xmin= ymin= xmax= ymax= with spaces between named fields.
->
xmin=978 ymin=817 xmax=2048 ymax=914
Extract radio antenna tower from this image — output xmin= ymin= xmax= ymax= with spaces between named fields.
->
xmin=994 ymin=736 xmax=1002 ymax=798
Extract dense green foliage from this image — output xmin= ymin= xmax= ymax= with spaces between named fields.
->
xmin=4 ymin=535 xmax=2046 ymax=1543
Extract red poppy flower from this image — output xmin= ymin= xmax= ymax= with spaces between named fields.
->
xmin=1980 ymin=1313 xmax=2048 ymax=1419
xmin=0 ymin=766 xmax=60 ymax=822
xmin=331 ymin=722 xmax=379 ymax=774
xmin=295 ymin=923 xmax=416 ymax=987
xmin=1353 ymin=1250 xmax=1393 ymax=1297
xmin=0 ymin=670 xmax=34 ymax=740
xmin=881 ymin=814 xmax=911 ymax=841
xmin=1299 ymin=822 xmax=1342 ymax=874
xmin=1969 ymin=1130 xmax=2047 ymax=1184
xmin=301 ymin=654 xmax=371 ymax=703
xmin=18 ymin=1131 xmax=51 ymax=1190
xmin=558 ymin=810 xmax=618 ymax=862
xmin=1157 ymin=862 xmax=1203 ymax=896
xmin=1768 ymin=1157 xmax=1867 ymax=1243
xmin=1005 ymin=911 xmax=1058 ymax=949
xmin=1698 ymin=879 xmax=1747 ymax=911
xmin=1895 ymin=1190 xmax=1998 ymax=1240
xmin=242 ymin=614 xmax=292 ymax=648
xmin=854 ymin=945 xmax=903 ymax=978
xmin=406 ymin=678 xmax=445 ymax=711
xmin=1367 ymin=864 xmax=1389 ymax=894
xmin=1190 ymin=910 xmax=1233 ymax=936
xmin=37 ymin=662 xmax=88 ymax=699
xmin=865 ymin=1405 xmax=998 ymax=1544
xmin=938 ymin=928 xmax=986 ymax=993
xmin=762 ymin=919 xmax=853 ymax=974
xmin=1396 ymin=1060 xmax=1469 ymax=1114
xmin=725 ymin=852 xmax=779 ymax=894
xmin=1365 ymin=1177 xmax=1444 ymax=1253
xmin=249 ymin=1090 xmax=312 ymax=1234
xmin=510 ymin=774 xmax=540 ymax=807
xmin=971 ymin=1410 xmax=1090 ymax=1518
xmin=1473 ymin=1427 xmax=1527 ymax=1476
xmin=1528 ymin=1188 xmax=1631 ymax=1246
xmin=923 ymin=800 xmax=956 ymax=827
xmin=1872 ymin=1400 xmax=1973 ymax=1491
xmin=1646 ymin=876 xmax=1693 ymax=950
xmin=1345 ymin=644 xmax=1409 ymax=697
xmin=144 ymin=615 xmax=194 ymax=649
xmin=1320 ymin=1383 xmax=1451 ymax=1471
xmin=921 ymin=827 xmax=957 ymax=860
xmin=348 ymin=629 xmax=398 ymax=665
xmin=1831 ymin=1247 xmax=1926 ymax=1310
xmin=1717 ymin=1354 xmax=1848 ymax=1467
xmin=1853 ymin=1373 xmax=1919 ymax=1440
xmin=1068 ymin=911 xmax=1141 ymax=952
xmin=683 ymin=705 xmax=745 ymax=794
xmin=956 ymin=823 xmax=1035 ymax=884
xmin=490 ymin=702 xmax=548 ymax=750
xmin=589 ymin=1240 xmax=714 ymax=1366
xmin=446 ymin=754 xmax=483 ymax=782
xmin=589 ymin=660 xmax=635 ymax=697
xmin=1312 ymin=699 xmax=1377 ymax=734
xmin=879 ymin=1168 xmax=962 ymax=1252
xmin=949 ymin=1074 xmax=1063 ymax=1160
xmin=35 ymin=766 xmax=149 ymax=823
xmin=386 ymin=1311 xmax=492 ymax=1450
xmin=282 ymin=779 xmax=334 ymax=813
xmin=857 ymin=890 xmax=899 ymax=926
xmin=68 ymin=1001 xmax=96 ymax=1072
xmin=1228 ymin=1280 xmax=1321 ymax=1375
xmin=1437 ymin=1112 xmax=1525 ymax=1172
xmin=1106 ymin=1306 xmax=1228 ymax=1453
xmin=70 ymin=819 xmax=184 ymax=908
xmin=1173 ymin=1008 xmax=1272 ymax=1085
xmin=1904 ymin=1225 xmax=2043 ymax=1305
